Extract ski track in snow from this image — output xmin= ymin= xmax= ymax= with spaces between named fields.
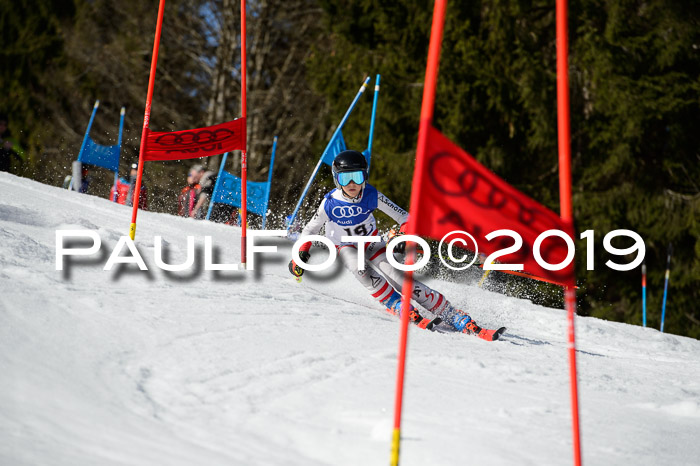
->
xmin=1 ymin=172 xmax=699 ymax=466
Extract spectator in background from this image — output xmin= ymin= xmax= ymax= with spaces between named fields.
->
xmin=111 ymin=163 xmax=148 ymax=209
xmin=191 ymin=170 xmax=216 ymax=219
xmin=0 ymin=113 xmax=25 ymax=173
xmin=61 ymin=164 xmax=92 ymax=193
xmin=77 ymin=165 xmax=91 ymax=193
xmin=223 ymin=206 xmax=241 ymax=226
xmin=111 ymin=170 xmax=130 ymax=203
xmin=178 ymin=164 xmax=204 ymax=217
xmin=126 ymin=163 xmax=148 ymax=210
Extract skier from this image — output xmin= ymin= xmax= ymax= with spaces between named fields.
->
xmin=288 ymin=150 xmax=503 ymax=340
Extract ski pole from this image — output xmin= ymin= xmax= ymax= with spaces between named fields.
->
xmin=660 ymin=243 xmax=672 ymax=333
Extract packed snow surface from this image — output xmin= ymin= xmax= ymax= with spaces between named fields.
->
xmin=1 ymin=172 xmax=699 ymax=465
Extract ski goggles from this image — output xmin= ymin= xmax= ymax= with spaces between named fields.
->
xmin=336 ymin=170 xmax=367 ymax=187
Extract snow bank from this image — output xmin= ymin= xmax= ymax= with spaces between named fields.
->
xmin=1 ymin=173 xmax=698 ymax=465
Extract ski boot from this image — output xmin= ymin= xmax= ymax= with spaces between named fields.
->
xmin=449 ymin=310 xmax=505 ymax=341
xmin=381 ymin=290 xmax=441 ymax=331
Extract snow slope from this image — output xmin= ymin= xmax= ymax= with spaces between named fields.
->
xmin=1 ymin=172 xmax=699 ymax=466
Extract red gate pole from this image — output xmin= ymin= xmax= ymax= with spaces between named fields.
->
xmin=556 ymin=0 xmax=582 ymax=464
xmin=130 ymin=0 xmax=166 ymax=240
xmin=240 ymin=0 xmax=248 ymax=266
xmin=390 ymin=1 xmax=447 ymax=465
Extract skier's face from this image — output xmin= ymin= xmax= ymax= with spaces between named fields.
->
xmin=342 ymin=181 xmax=362 ymax=198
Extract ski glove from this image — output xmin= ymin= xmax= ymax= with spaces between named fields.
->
xmin=388 ymin=228 xmax=406 ymax=254
xmin=289 ymin=250 xmax=311 ymax=278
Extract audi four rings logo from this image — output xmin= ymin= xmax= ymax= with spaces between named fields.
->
xmin=154 ymin=129 xmax=235 ymax=147
xmin=428 ymin=151 xmax=542 ymax=227
xmin=332 ymin=206 xmax=368 ymax=218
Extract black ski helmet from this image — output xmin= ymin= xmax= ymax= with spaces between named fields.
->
xmin=332 ymin=150 xmax=368 ymax=190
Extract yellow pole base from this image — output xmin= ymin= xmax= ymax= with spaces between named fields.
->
xmin=129 ymin=223 xmax=136 ymax=240
xmin=390 ymin=428 xmax=400 ymax=466
xmin=478 ymin=269 xmax=491 ymax=288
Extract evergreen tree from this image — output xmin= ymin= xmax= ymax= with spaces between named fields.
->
xmin=1 ymin=0 xmax=78 ymax=174
xmin=1 ymin=0 xmax=331 ymax=218
xmin=307 ymin=0 xmax=699 ymax=338
xmin=2 ymin=0 xmax=697 ymax=337
xmin=571 ymin=0 xmax=700 ymax=336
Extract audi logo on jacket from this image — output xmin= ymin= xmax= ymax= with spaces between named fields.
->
xmin=300 ymin=184 xmax=409 ymax=246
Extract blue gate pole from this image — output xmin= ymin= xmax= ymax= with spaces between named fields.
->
xmin=366 ymin=74 xmax=380 ymax=173
xmin=113 ymin=106 xmax=126 ymax=202
xmin=642 ymin=262 xmax=647 ymax=327
xmin=206 ymin=152 xmax=230 ymax=221
xmin=262 ymin=136 xmax=278 ymax=230
xmin=70 ymin=100 xmax=100 ymax=190
xmin=287 ymin=76 xmax=370 ymax=230
xmin=287 ymin=158 xmax=323 ymax=228
xmin=660 ymin=244 xmax=672 ymax=333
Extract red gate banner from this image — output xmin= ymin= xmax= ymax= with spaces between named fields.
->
xmin=144 ymin=118 xmax=246 ymax=161
xmin=415 ymin=125 xmax=575 ymax=286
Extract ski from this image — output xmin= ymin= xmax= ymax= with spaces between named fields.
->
xmin=434 ymin=323 xmax=506 ymax=341
xmin=475 ymin=327 xmax=506 ymax=341
xmin=383 ymin=307 xmax=442 ymax=332
xmin=416 ymin=316 xmax=442 ymax=331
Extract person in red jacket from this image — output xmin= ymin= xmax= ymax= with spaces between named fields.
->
xmin=110 ymin=163 xmax=148 ymax=209
xmin=178 ymin=164 xmax=204 ymax=217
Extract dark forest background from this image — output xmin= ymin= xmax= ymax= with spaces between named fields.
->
xmin=2 ymin=0 xmax=698 ymax=337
